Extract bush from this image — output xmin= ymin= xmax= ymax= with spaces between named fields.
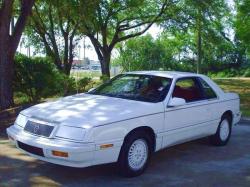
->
xmin=243 ymin=68 xmax=250 ymax=77
xmin=100 ymin=75 xmax=110 ymax=83
xmin=14 ymin=54 xmax=65 ymax=102
xmin=207 ymin=68 xmax=250 ymax=78
xmin=59 ymin=75 xmax=77 ymax=95
xmin=77 ymin=77 xmax=92 ymax=92
xmin=14 ymin=54 xmax=103 ymax=103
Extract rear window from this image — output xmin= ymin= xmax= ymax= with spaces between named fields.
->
xmin=199 ymin=78 xmax=217 ymax=99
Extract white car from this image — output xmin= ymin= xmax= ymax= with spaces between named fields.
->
xmin=7 ymin=71 xmax=241 ymax=177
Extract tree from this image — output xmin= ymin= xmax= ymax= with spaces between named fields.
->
xmin=78 ymin=0 xmax=178 ymax=78
xmin=0 ymin=0 xmax=35 ymax=110
xmin=162 ymin=0 xmax=234 ymax=73
xmin=114 ymin=34 xmax=188 ymax=71
xmin=187 ymin=0 xmax=233 ymax=73
xmin=26 ymin=0 xmax=82 ymax=75
xmin=235 ymin=0 xmax=250 ymax=57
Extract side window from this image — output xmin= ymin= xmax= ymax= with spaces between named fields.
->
xmin=199 ymin=78 xmax=217 ymax=99
xmin=172 ymin=78 xmax=204 ymax=102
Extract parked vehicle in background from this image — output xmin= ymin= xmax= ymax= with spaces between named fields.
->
xmin=7 ymin=71 xmax=241 ymax=177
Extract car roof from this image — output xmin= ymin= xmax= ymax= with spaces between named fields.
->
xmin=125 ymin=71 xmax=202 ymax=79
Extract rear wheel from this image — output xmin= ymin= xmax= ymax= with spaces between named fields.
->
xmin=210 ymin=115 xmax=232 ymax=146
xmin=118 ymin=131 xmax=153 ymax=177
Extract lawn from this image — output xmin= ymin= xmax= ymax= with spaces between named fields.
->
xmin=70 ymin=69 xmax=102 ymax=79
xmin=214 ymin=78 xmax=250 ymax=117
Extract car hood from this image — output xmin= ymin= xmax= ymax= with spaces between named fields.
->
xmin=21 ymin=93 xmax=163 ymax=128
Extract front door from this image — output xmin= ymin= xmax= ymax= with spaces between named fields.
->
xmin=162 ymin=77 xmax=213 ymax=148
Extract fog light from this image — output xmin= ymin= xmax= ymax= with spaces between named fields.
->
xmin=52 ymin=150 xmax=68 ymax=157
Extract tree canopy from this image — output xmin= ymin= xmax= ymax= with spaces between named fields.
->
xmin=1 ymin=0 xmax=250 ymax=110
xmin=26 ymin=0 xmax=84 ymax=75
xmin=235 ymin=0 xmax=250 ymax=56
xmin=115 ymin=0 xmax=249 ymax=73
xmin=76 ymin=0 xmax=179 ymax=77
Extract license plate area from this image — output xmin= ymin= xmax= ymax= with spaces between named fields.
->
xmin=24 ymin=120 xmax=54 ymax=137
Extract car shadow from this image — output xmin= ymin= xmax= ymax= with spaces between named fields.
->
xmin=0 ymin=137 xmax=213 ymax=187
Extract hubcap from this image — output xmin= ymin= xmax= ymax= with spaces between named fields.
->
xmin=128 ymin=139 xmax=148 ymax=171
xmin=220 ymin=119 xmax=230 ymax=141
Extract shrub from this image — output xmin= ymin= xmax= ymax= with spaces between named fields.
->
xmin=207 ymin=68 xmax=250 ymax=78
xmin=100 ymin=75 xmax=110 ymax=83
xmin=77 ymin=77 xmax=92 ymax=92
xmin=243 ymin=68 xmax=250 ymax=77
xmin=13 ymin=54 xmax=65 ymax=102
xmin=58 ymin=75 xmax=77 ymax=95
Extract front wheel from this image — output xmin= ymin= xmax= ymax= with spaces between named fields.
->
xmin=210 ymin=115 xmax=232 ymax=146
xmin=118 ymin=131 xmax=152 ymax=177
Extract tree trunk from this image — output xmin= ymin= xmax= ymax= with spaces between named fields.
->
xmin=196 ymin=9 xmax=202 ymax=74
xmin=100 ymin=52 xmax=111 ymax=78
xmin=65 ymin=34 xmax=75 ymax=76
xmin=88 ymin=35 xmax=112 ymax=78
xmin=0 ymin=0 xmax=14 ymax=110
xmin=0 ymin=0 xmax=35 ymax=110
xmin=64 ymin=62 xmax=72 ymax=76
xmin=0 ymin=44 xmax=14 ymax=110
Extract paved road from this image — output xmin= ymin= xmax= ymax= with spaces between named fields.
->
xmin=1 ymin=123 xmax=250 ymax=187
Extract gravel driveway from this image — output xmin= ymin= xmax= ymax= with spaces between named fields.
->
xmin=0 ymin=122 xmax=250 ymax=187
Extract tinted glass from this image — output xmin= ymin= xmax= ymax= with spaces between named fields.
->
xmin=173 ymin=78 xmax=203 ymax=102
xmin=88 ymin=74 xmax=172 ymax=103
xmin=199 ymin=78 xmax=217 ymax=99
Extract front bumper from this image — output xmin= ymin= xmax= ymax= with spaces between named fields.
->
xmin=6 ymin=125 xmax=95 ymax=168
xmin=233 ymin=111 xmax=242 ymax=125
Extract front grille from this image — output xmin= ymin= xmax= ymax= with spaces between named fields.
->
xmin=24 ymin=120 xmax=54 ymax=137
xmin=18 ymin=141 xmax=44 ymax=157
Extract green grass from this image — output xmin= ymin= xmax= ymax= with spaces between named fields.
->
xmin=214 ymin=78 xmax=250 ymax=117
xmin=70 ymin=70 xmax=102 ymax=80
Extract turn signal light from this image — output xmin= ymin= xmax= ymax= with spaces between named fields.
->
xmin=100 ymin=144 xmax=114 ymax=149
xmin=52 ymin=150 xmax=68 ymax=157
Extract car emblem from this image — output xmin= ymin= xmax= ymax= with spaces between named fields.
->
xmin=33 ymin=124 xmax=40 ymax=133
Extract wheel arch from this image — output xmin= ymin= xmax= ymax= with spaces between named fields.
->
xmin=222 ymin=110 xmax=233 ymax=125
xmin=123 ymin=126 xmax=156 ymax=152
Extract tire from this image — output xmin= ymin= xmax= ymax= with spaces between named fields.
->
xmin=210 ymin=115 xmax=232 ymax=146
xmin=118 ymin=130 xmax=153 ymax=177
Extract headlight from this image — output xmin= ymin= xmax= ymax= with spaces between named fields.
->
xmin=15 ymin=114 xmax=28 ymax=128
xmin=55 ymin=126 xmax=86 ymax=141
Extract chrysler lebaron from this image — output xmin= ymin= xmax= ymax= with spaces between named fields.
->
xmin=7 ymin=71 xmax=241 ymax=177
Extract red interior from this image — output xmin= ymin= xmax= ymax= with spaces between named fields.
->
xmin=173 ymin=85 xmax=201 ymax=102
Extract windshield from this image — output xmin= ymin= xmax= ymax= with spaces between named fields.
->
xmin=88 ymin=74 xmax=172 ymax=103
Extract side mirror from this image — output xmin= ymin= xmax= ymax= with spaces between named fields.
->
xmin=168 ymin=97 xmax=186 ymax=107
xmin=88 ymin=87 xmax=95 ymax=92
